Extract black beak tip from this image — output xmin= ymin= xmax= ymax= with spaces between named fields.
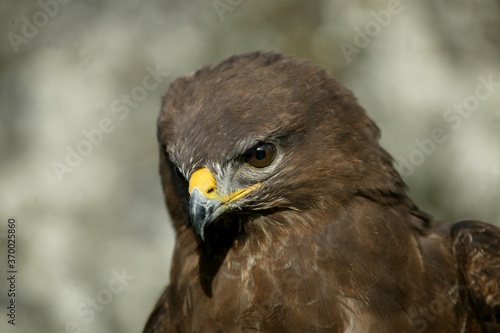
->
xmin=189 ymin=188 xmax=223 ymax=241
xmin=193 ymin=221 xmax=205 ymax=241
xmin=189 ymin=198 xmax=207 ymax=240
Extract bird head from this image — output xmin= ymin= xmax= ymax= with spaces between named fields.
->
xmin=157 ymin=51 xmax=409 ymax=241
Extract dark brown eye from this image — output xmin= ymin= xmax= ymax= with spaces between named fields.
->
xmin=173 ymin=165 xmax=185 ymax=180
xmin=244 ymin=143 xmax=276 ymax=168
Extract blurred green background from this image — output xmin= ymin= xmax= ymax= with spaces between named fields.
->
xmin=1 ymin=1 xmax=499 ymax=332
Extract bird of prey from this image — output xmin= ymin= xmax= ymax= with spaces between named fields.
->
xmin=144 ymin=51 xmax=500 ymax=332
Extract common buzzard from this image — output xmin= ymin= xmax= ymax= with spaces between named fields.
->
xmin=144 ymin=51 xmax=500 ymax=332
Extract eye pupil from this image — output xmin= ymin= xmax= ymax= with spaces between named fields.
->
xmin=244 ymin=142 xmax=276 ymax=168
xmin=255 ymin=148 xmax=266 ymax=160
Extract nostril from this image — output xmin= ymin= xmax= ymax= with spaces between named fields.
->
xmin=189 ymin=168 xmax=217 ymax=196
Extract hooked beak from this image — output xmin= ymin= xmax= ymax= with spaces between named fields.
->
xmin=189 ymin=188 xmax=225 ymax=241
xmin=188 ymin=167 xmax=260 ymax=241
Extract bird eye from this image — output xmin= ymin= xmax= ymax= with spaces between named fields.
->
xmin=243 ymin=143 xmax=276 ymax=168
xmin=173 ymin=166 xmax=185 ymax=180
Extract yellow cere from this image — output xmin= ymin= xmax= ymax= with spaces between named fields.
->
xmin=188 ymin=167 xmax=261 ymax=203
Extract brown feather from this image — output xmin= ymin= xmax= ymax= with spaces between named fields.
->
xmin=452 ymin=220 xmax=500 ymax=332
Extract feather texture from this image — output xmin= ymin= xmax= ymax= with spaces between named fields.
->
xmin=144 ymin=51 xmax=500 ymax=332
